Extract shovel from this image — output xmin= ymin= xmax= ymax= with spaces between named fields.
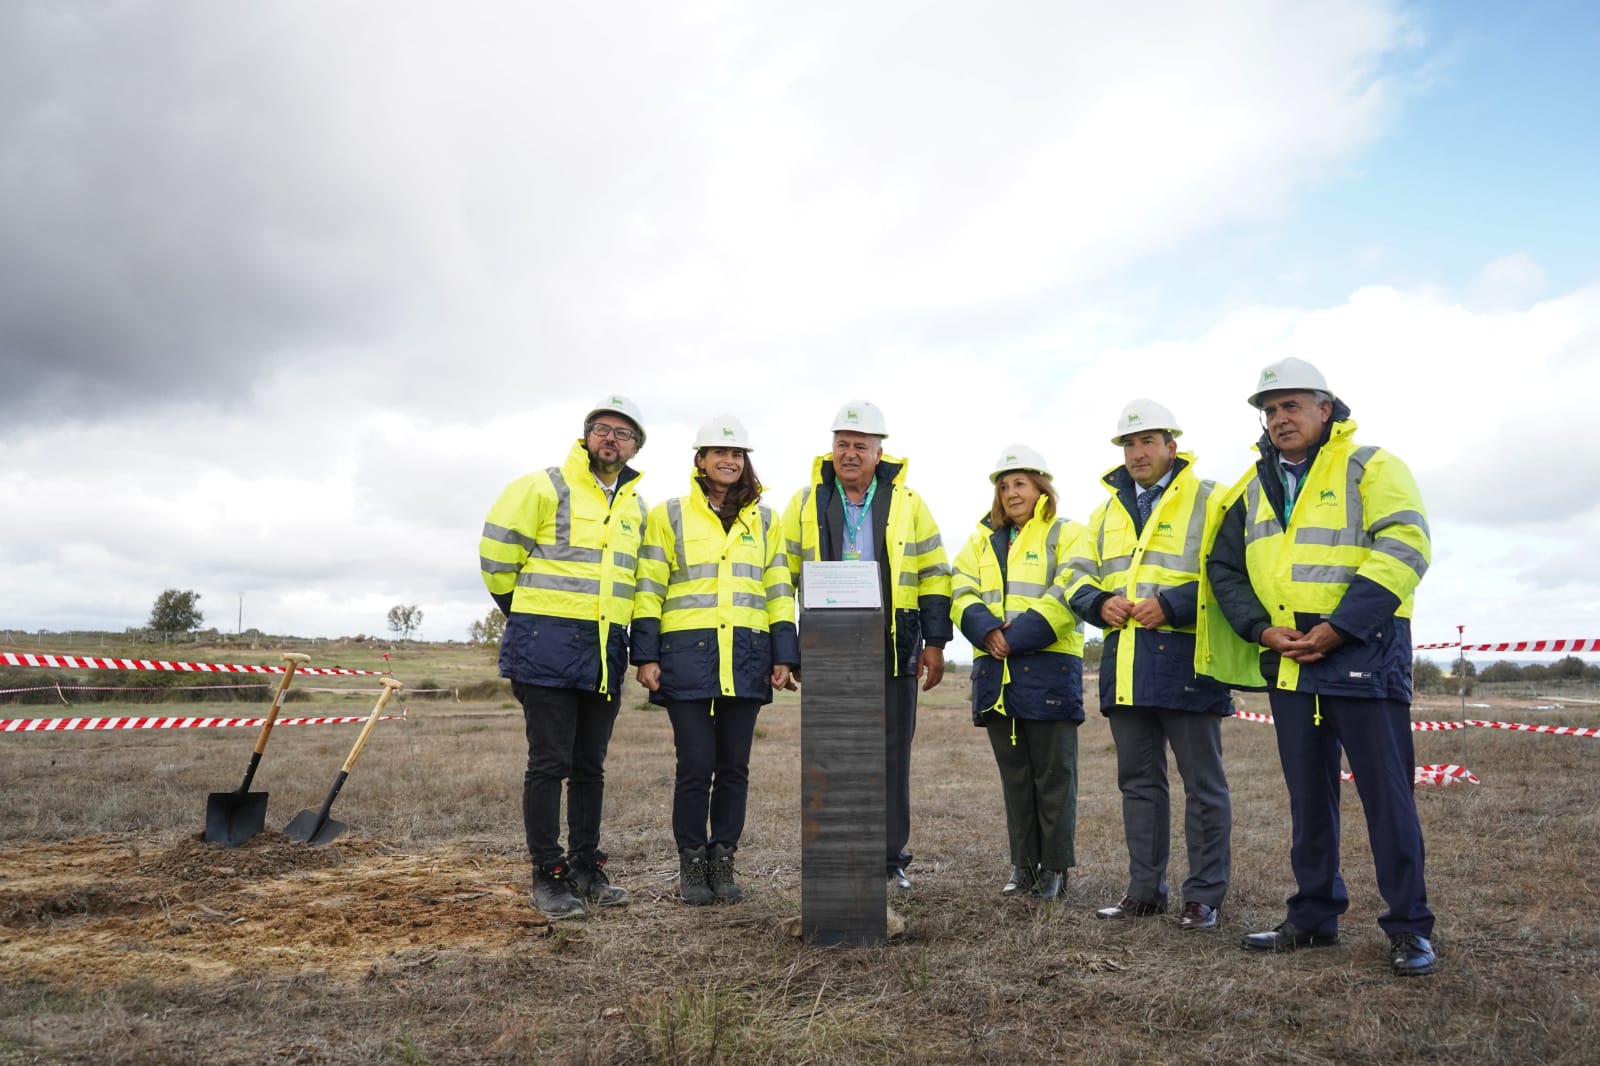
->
xmin=204 ymin=652 xmax=313 ymax=848
xmin=284 ymin=677 xmax=404 ymax=846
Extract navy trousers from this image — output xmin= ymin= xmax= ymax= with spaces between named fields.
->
xmin=665 ymin=697 xmax=761 ymax=852
xmin=1269 ymin=690 xmax=1433 ymax=937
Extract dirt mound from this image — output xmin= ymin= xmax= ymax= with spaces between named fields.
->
xmin=0 ymin=833 xmax=550 ymax=989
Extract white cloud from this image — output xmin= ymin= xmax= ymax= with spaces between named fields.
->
xmin=6 ymin=2 xmax=1598 ymax=661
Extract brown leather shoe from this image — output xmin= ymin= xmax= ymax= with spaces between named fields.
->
xmin=1177 ymin=901 xmax=1219 ymax=930
xmin=1096 ymin=895 xmax=1166 ymax=919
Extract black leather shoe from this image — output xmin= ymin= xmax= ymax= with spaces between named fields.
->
xmin=1177 ymin=901 xmax=1219 ymax=930
xmin=1389 ymin=933 xmax=1436 ymax=976
xmin=1001 ymin=865 xmax=1036 ymax=896
xmin=887 ymin=866 xmax=912 ymax=893
xmin=1096 ymin=895 xmax=1166 ymax=920
xmin=1240 ymin=921 xmax=1338 ymax=952
xmin=1033 ymin=869 xmax=1066 ymax=901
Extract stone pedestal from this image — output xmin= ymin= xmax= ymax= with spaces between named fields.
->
xmin=799 ymin=606 xmax=887 ymax=947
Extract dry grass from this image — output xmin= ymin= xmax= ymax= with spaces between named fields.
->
xmin=2 ymin=643 xmax=1599 ymax=1064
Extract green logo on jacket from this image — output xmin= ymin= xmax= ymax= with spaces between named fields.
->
xmin=1319 ymin=489 xmax=1336 ymax=503
xmin=620 ymin=520 xmax=633 ymax=533
xmin=1156 ymin=521 xmax=1173 ymax=534
xmin=741 ymin=533 xmax=755 ymax=543
xmin=1024 ymin=550 xmax=1039 ymax=560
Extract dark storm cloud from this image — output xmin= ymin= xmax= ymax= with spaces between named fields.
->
xmin=0 ymin=3 xmax=427 ymax=426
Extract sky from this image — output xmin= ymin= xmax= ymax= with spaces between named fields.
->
xmin=3 ymin=1 xmax=1598 ymax=666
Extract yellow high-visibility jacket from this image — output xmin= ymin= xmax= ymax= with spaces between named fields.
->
xmin=1199 ymin=417 xmax=1430 ymax=700
xmin=950 ymin=497 xmax=1097 ymax=724
xmin=479 ymin=441 xmax=646 ymax=695
xmin=1074 ymin=455 xmax=1232 ymax=715
xmin=781 ymin=454 xmax=952 ymax=674
xmin=630 ymin=476 xmax=799 ymax=704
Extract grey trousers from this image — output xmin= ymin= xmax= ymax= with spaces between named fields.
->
xmin=1108 ymin=707 xmax=1231 ymax=907
xmin=985 ymin=716 xmax=1079 ymax=872
xmin=886 ymin=674 xmax=918 ymax=868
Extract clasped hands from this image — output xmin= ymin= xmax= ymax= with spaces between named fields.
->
xmin=1099 ymin=594 xmax=1168 ymax=630
xmin=1260 ymin=622 xmax=1344 ymax=663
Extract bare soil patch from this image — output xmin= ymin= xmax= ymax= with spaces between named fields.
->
xmin=2 ymin=834 xmax=542 ymax=990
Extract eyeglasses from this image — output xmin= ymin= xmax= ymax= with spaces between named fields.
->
xmin=587 ymin=422 xmax=637 ymax=442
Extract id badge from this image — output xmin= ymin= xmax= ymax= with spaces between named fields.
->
xmin=843 ymin=550 xmax=860 ymax=561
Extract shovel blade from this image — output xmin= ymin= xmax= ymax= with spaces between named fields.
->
xmin=204 ymin=790 xmax=269 ymax=848
xmin=283 ymin=808 xmax=347 ymax=846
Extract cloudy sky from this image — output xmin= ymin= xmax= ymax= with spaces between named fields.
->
xmin=3 ymin=1 xmax=1597 ymax=664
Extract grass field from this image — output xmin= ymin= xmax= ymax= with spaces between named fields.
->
xmin=3 ymin=638 xmax=1599 ymax=1064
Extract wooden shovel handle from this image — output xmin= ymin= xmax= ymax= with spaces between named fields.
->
xmin=339 ymin=677 xmax=404 ymax=774
xmin=253 ymin=652 xmax=313 ymax=756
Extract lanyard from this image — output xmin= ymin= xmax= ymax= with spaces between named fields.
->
xmin=842 ymin=478 xmax=877 ymax=553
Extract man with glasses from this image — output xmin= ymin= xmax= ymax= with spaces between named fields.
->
xmin=1200 ymin=358 xmax=1437 ymax=977
xmin=480 ymin=395 xmax=649 ymax=920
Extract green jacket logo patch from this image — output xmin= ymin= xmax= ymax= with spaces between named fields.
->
xmin=1319 ymin=489 xmax=1336 ymax=503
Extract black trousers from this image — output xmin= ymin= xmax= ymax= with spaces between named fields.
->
xmin=665 ymin=698 xmax=761 ymax=852
xmin=514 ymin=682 xmax=622 ymax=866
xmin=1269 ymin=691 xmax=1433 ymax=937
xmin=886 ymin=674 xmax=918 ymax=869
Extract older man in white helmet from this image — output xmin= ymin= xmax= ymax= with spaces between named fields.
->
xmin=480 ymin=395 xmax=649 ymax=921
xmin=1200 ymin=358 xmax=1436 ymax=977
xmin=781 ymin=400 xmax=953 ymax=893
xmin=1072 ymin=399 xmax=1234 ymax=931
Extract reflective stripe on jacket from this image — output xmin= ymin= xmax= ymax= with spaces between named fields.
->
xmin=781 ymin=453 xmax=953 ymax=675
xmin=950 ymin=498 xmax=1096 ymax=725
xmin=1078 ymin=455 xmax=1232 ymax=715
xmin=629 ymin=477 xmax=800 ymax=704
xmin=1198 ymin=418 xmax=1430 ymax=699
xmin=480 ymin=440 xmax=647 ymax=695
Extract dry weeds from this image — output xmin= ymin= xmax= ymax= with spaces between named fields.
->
xmin=2 ymin=650 xmax=1598 ymax=1064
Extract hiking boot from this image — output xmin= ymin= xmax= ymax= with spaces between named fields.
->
xmin=707 ymin=844 xmax=746 ymax=904
xmin=530 ymin=861 xmax=588 ymax=920
xmin=569 ymin=851 xmax=630 ymax=908
xmin=679 ymin=846 xmax=715 ymax=906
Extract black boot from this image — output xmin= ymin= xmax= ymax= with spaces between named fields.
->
xmin=1033 ymin=869 xmax=1066 ymax=901
xmin=569 ymin=851 xmax=630 ymax=908
xmin=708 ymin=844 xmax=746 ymax=904
xmin=679 ymin=846 xmax=715 ymax=906
xmin=1002 ymin=865 xmax=1037 ymax=896
xmin=530 ymin=860 xmax=588 ymax=920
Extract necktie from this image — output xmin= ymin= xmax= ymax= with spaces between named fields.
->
xmin=1137 ymin=488 xmax=1159 ymax=525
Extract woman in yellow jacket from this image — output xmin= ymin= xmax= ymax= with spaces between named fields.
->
xmin=631 ymin=415 xmax=799 ymax=905
xmin=950 ymin=445 xmax=1097 ymax=900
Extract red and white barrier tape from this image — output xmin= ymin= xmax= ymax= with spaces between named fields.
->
xmin=1 ymin=709 xmax=409 ymax=732
xmin=1414 ymin=638 xmax=1600 ymax=653
xmin=1232 ymin=712 xmax=1467 ymax=732
xmin=1465 ymin=719 xmax=1600 ymax=738
xmin=0 ymin=652 xmax=387 ymax=676
xmin=1332 ymin=764 xmax=1477 ymax=785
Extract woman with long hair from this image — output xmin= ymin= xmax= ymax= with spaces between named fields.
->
xmin=631 ymin=415 xmax=799 ymax=904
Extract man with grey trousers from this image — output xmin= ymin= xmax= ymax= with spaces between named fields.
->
xmin=1071 ymin=398 xmax=1233 ymax=930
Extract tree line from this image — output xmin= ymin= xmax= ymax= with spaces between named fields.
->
xmin=1413 ymin=655 xmax=1599 ymax=695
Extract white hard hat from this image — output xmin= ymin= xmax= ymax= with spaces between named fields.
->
xmin=584 ymin=393 xmax=647 ymax=445
xmin=691 ymin=414 xmax=754 ymax=450
xmin=1249 ymin=357 xmax=1333 ymax=408
xmin=990 ymin=443 xmax=1053 ymax=483
xmin=830 ymin=399 xmax=889 ymax=438
xmin=1112 ymin=398 xmax=1183 ymax=445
